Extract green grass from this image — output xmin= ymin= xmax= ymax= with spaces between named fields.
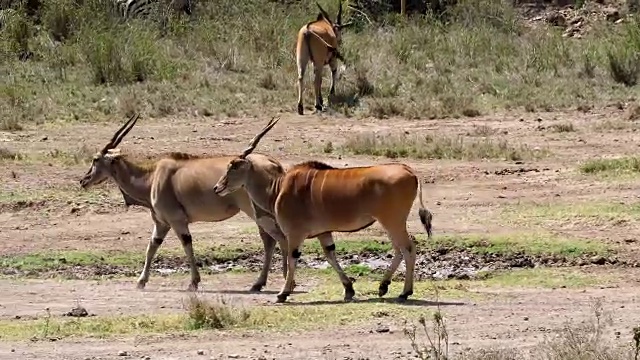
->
xmin=579 ymin=156 xmax=640 ymax=177
xmin=2 ymin=0 xmax=640 ymax=125
xmin=0 ymin=267 xmax=613 ymax=341
xmin=339 ymin=132 xmax=548 ymax=161
xmin=503 ymin=201 xmax=640 ymax=227
xmin=1 ymin=232 xmax=611 ymax=277
xmin=423 ymin=232 xmax=610 ymax=258
xmin=478 ymin=268 xmax=612 ymax=288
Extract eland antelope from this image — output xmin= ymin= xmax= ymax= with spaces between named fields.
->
xmin=79 ymin=113 xmax=289 ymax=292
xmin=296 ymin=1 xmax=353 ymax=115
xmin=213 ymin=117 xmax=434 ymax=303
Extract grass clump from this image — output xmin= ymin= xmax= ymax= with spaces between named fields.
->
xmin=184 ymin=295 xmax=250 ymax=330
xmin=549 ymin=121 xmax=576 ymax=133
xmin=580 ymin=157 xmax=640 ymax=176
xmin=342 ymin=132 xmax=545 ymax=161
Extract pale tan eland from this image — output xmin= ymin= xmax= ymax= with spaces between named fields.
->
xmin=213 ymin=117 xmax=434 ymax=303
xmin=296 ymin=1 xmax=353 ymax=115
xmin=79 ymin=113 xmax=289 ymax=292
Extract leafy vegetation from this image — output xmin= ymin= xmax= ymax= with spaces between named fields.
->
xmin=1 ymin=0 xmax=640 ymax=126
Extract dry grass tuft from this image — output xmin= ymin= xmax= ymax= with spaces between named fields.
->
xmin=0 ymin=147 xmax=24 ymax=160
xmin=624 ymin=102 xmax=640 ymax=121
xmin=183 ymin=294 xmax=250 ymax=330
xmin=550 ymin=121 xmax=576 ymax=133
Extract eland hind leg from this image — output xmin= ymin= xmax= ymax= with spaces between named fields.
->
xmin=376 ymin=217 xmax=416 ymax=302
xmin=317 ymin=233 xmax=355 ymax=301
xmin=312 ymin=62 xmax=325 ymax=113
xmin=377 ymin=246 xmax=403 ymax=298
xmin=296 ymin=46 xmax=309 ymax=115
xmin=169 ymin=221 xmax=201 ymax=291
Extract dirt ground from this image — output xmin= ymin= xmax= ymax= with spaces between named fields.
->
xmin=2 ymin=106 xmax=640 ymax=359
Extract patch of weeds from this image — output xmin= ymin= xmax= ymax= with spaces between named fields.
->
xmin=258 ymin=72 xmax=277 ymax=90
xmin=579 ymin=157 xmax=640 ymax=176
xmin=342 ymin=132 xmax=546 ymax=161
xmin=45 ymin=145 xmax=94 ymax=165
xmin=607 ymin=46 xmax=640 ymax=87
xmin=0 ymin=117 xmax=23 ymax=131
xmin=424 ymin=232 xmax=611 ymax=258
xmin=405 ymin=296 xmax=636 ymax=360
xmin=503 ymin=201 xmax=640 ymax=228
xmin=533 ymin=298 xmax=633 ymax=360
xmin=0 ymin=147 xmax=24 ymax=161
xmin=593 ymin=120 xmax=635 ymax=131
xmin=469 ymin=125 xmax=496 ymax=137
xmin=184 ymin=294 xmax=250 ymax=330
xmin=322 ymin=141 xmax=334 ymax=154
xmin=549 ymin=121 xmax=575 ymax=133
xmin=625 ymin=102 xmax=640 ymax=121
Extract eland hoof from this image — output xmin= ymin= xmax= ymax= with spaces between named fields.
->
xmin=249 ymin=284 xmax=264 ymax=293
xmin=275 ymin=293 xmax=289 ymax=303
xmin=378 ymin=282 xmax=390 ymax=297
xmin=344 ymin=285 xmax=356 ymax=302
xmin=297 ymin=104 xmax=304 ymax=115
xmin=187 ymin=283 xmax=199 ymax=292
xmin=397 ymin=291 xmax=413 ymax=303
xmin=136 ymin=280 xmax=147 ymax=290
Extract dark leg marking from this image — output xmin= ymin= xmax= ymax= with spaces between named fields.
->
xmin=325 ymin=243 xmax=336 ymax=252
xmin=344 ymin=282 xmax=355 ymax=301
xmin=152 ymin=237 xmax=164 ymax=246
xmin=298 ymin=103 xmax=304 ymax=115
xmin=378 ymin=279 xmax=391 ymax=297
xmin=180 ymin=234 xmax=193 ymax=245
xmin=292 ymin=249 xmax=302 ymax=259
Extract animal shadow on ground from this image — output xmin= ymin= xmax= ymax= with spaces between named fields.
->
xmin=142 ymin=288 xmax=308 ymax=295
xmin=279 ymin=297 xmax=466 ymax=307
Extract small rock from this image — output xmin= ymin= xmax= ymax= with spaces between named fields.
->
xmin=142 ymin=356 xmax=151 ymax=360
xmin=196 ymin=350 xmax=205 ymax=355
xmin=64 ymin=306 xmax=89 ymax=317
xmin=590 ymin=256 xmax=606 ymax=265
xmin=523 ymin=316 xmax=529 ymax=321
xmin=375 ymin=325 xmax=390 ymax=333
xmin=118 ymin=351 xmax=128 ymax=356
xmin=228 ymin=355 xmax=240 ymax=359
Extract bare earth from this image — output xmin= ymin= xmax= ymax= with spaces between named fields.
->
xmin=2 ymin=107 xmax=640 ymax=359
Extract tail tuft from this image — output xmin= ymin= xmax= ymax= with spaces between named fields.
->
xmin=418 ymin=208 xmax=433 ymax=238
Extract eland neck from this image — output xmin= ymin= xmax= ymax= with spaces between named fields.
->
xmin=111 ymin=157 xmax=155 ymax=208
xmin=244 ymin=163 xmax=284 ymax=215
